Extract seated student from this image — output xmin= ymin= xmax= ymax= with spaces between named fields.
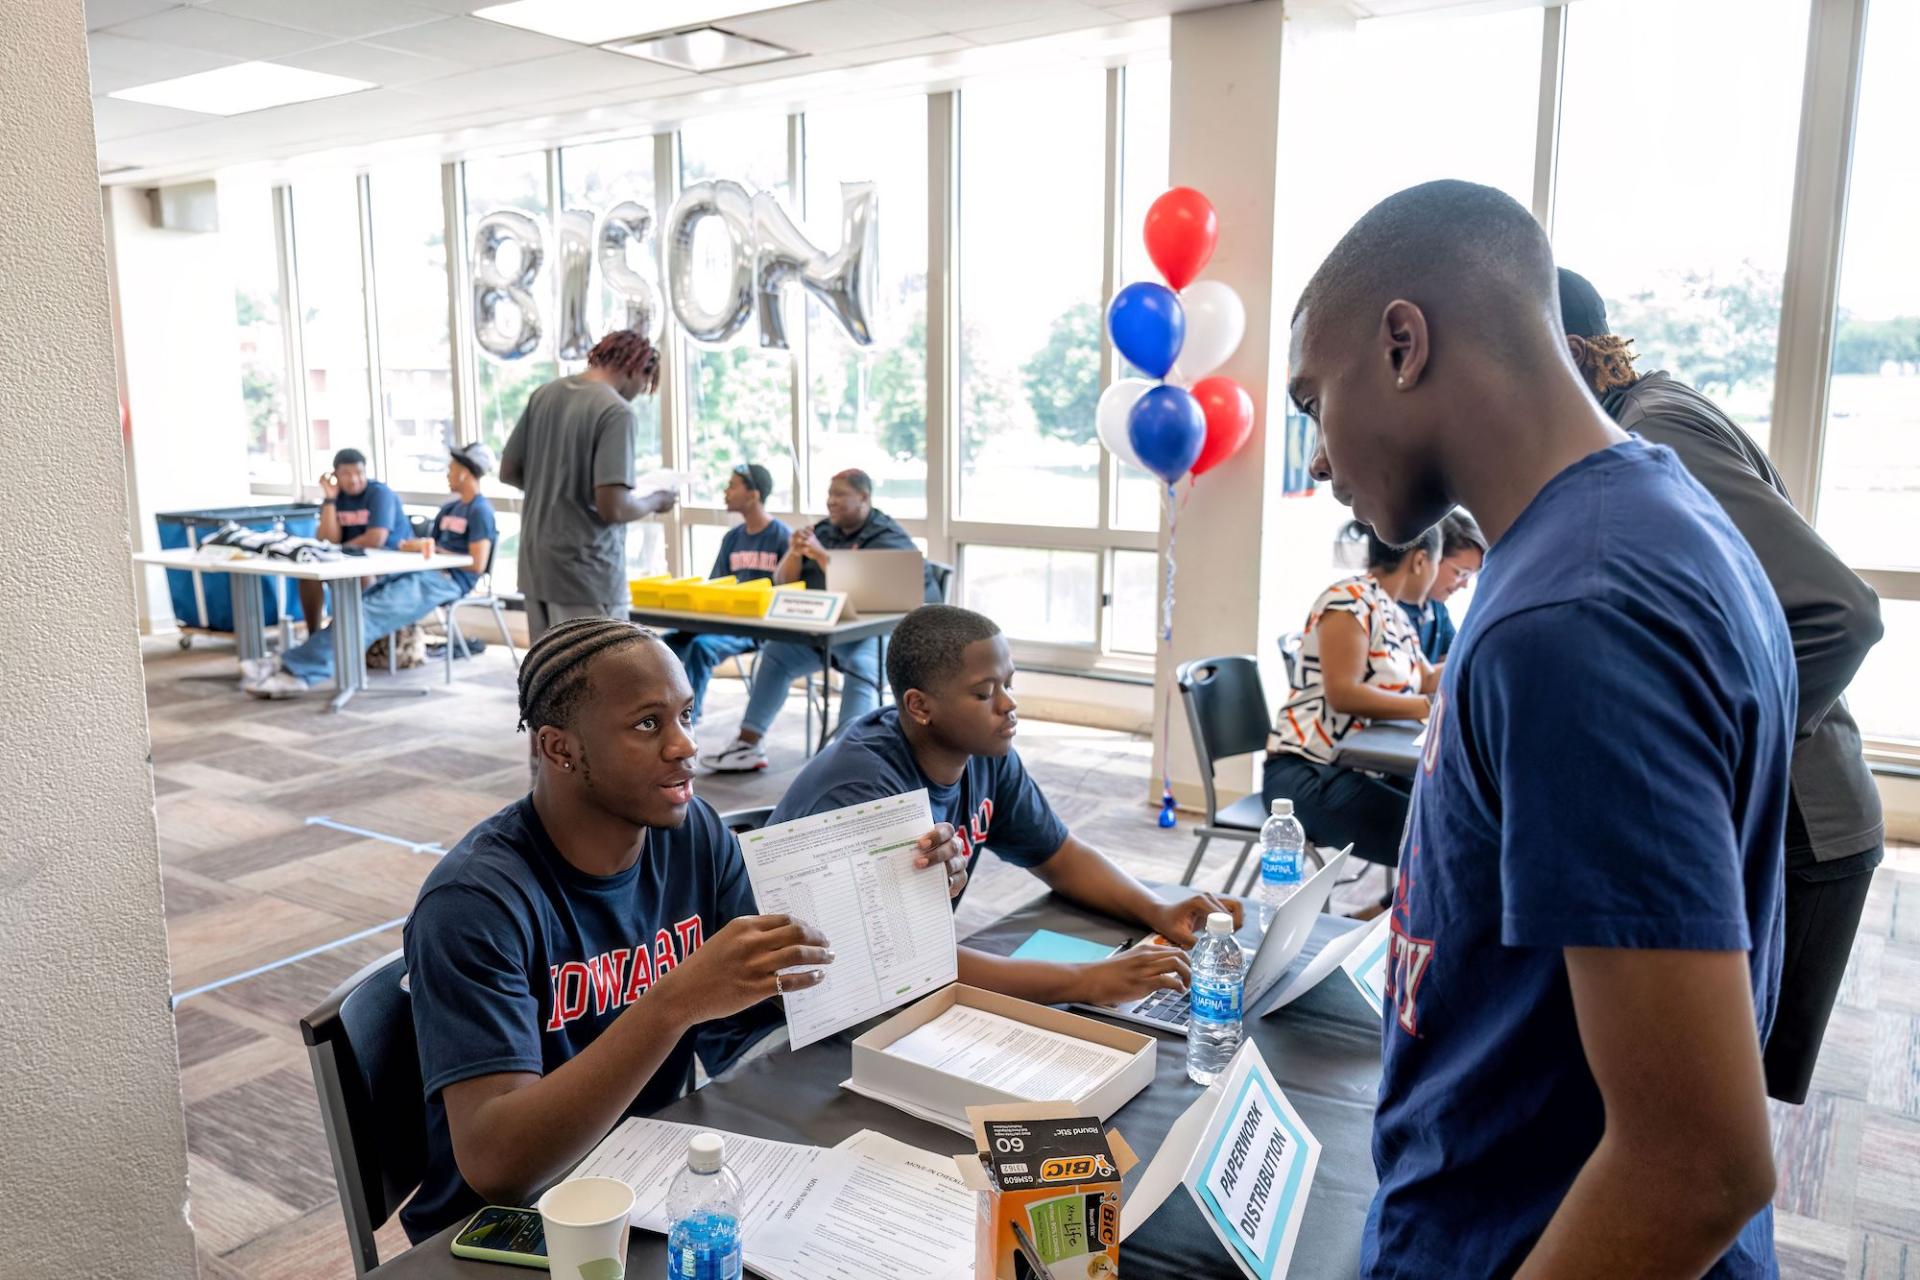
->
xmin=301 ymin=447 xmax=410 ymax=629
xmin=1398 ymin=510 xmax=1484 ymax=662
xmin=1264 ymin=521 xmax=1441 ymax=870
xmin=703 ymin=468 xmax=934 ymax=771
xmin=663 ymin=462 xmax=789 ymax=723
xmin=243 ymin=442 xmax=499 ymax=697
xmin=771 ymin=604 xmax=1242 ymax=1006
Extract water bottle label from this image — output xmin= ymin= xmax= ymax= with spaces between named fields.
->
xmin=671 ymin=1243 xmax=741 ymax=1280
xmin=1191 ymin=978 xmax=1241 ymax=1023
xmin=1260 ymin=849 xmax=1287 ymax=882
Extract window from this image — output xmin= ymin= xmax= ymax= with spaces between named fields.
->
xmin=680 ymin=112 xmax=794 ymax=510
xmin=560 ymin=136 xmax=662 ymax=469
xmin=687 ymin=522 xmax=728 ymax=581
xmin=1816 ymin=0 xmax=1919 ymax=573
xmin=961 ymin=545 xmax=1099 ymax=646
xmin=1109 ymin=548 xmax=1160 ymax=656
xmin=290 ymin=173 xmax=374 ymax=478
xmin=1847 ymin=600 xmax=1919 ymax=745
xmin=367 ymin=162 xmax=455 ymax=496
xmin=221 ymin=177 xmax=293 ymax=487
xmin=463 ymin=151 xmax=557 ymax=471
xmin=1116 ymin=59 xmax=1171 ymax=533
xmin=959 ymin=67 xmax=1108 ymax=527
xmin=802 ymin=96 xmax=929 ymax=518
xmin=1554 ymin=0 xmax=1810 ymax=442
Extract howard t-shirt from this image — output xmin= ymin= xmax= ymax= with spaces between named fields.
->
xmin=1363 ymin=440 xmax=1794 ymax=1278
xmin=431 ymin=494 xmax=498 ymax=592
xmin=400 ymin=795 xmax=775 ymax=1242
xmin=768 ymin=707 xmax=1068 ymax=882
xmin=710 ymin=519 xmax=791 ymax=584
xmin=333 ymin=479 xmax=408 ymax=549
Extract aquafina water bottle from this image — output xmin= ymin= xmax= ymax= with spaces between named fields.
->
xmin=1187 ymin=912 xmax=1244 ymax=1085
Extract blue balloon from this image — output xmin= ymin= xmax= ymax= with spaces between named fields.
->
xmin=1127 ymin=385 xmax=1206 ymax=484
xmin=1107 ymin=282 xmax=1185 ymax=379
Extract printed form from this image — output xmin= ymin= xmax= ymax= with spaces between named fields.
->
xmin=885 ymin=1004 xmax=1132 ymax=1101
xmin=740 ymin=789 xmax=957 ymax=1050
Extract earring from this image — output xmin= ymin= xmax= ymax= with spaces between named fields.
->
xmin=1396 ymin=375 xmax=1406 ymax=388
xmin=563 ymin=762 xmax=574 ymax=771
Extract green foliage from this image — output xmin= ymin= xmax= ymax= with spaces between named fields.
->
xmin=1832 ymin=315 xmax=1920 ymax=375
xmin=1021 ymin=301 xmax=1102 ymax=443
xmin=240 ymin=364 xmax=281 ymax=451
xmin=690 ymin=344 xmax=791 ymax=479
xmin=1606 ymin=263 xmax=1782 ymax=396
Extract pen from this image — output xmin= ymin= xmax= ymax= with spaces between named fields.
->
xmin=1010 ymin=1218 xmax=1051 ymax=1280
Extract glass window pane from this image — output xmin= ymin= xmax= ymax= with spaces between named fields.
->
xmin=960 ymin=545 xmax=1097 ymax=645
xmin=1109 ymin=548 xmax=1159 ymax=656
xmin=220 ymin=178 xmax=293 ymax=487
xmin=291 ymin=174 xmax=374 ymax=480
xmin=960 ymin=68 xmax=1107 ymax=527
xmin=803 ymin=96 xmax=929 ymax=518
xmin=464 ymin=151 xmax=557 ymax=478
xmin=1554 ymin=0 xmax=1809 ymax=444
xmin=688 ymin=523 xmax=727 ymax=580
xmin=680 ymin=113 xmax=794 ymax=509
xmin=1816 ymin=0 xmax=1919 ymax=570
xmin=1117 ymin=59 xmax=1171 ymax=533
xmin=368 ymin=162 xmax=455 ymax=496
xmin=1846 ymin=598 xmax=1919 ymax=745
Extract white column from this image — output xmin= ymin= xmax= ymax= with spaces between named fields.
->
xmin=0 ymin=0 xmax=198 ymax=1272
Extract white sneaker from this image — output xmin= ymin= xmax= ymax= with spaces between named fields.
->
xmin=238 ymin=656 xmax=278 ymax=684
xmin=244 ymin=670 xmax=311 ymax=700
xmin=700 ymin=737 xmax=768 ymax=772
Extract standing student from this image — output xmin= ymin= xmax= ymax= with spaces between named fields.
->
xmin=1560 ymin=266 xmax=1884 ymax=1106
xmin=500 ymin=330 xmax=676 ymax=642
xmin=1291 ymin=181 xmax=1793 ymax=1277
xmin=665 ymin=462 xmax=790 ymax=722
xmin=770 ymin=604 xmax=1241 ymax=1006
xmin=1398 ymin=510 xmax=1485 ymax=662
xmin=302 ymin=447 xmax=408 ymax=630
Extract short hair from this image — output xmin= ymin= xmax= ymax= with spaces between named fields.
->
xmin=832 ymin=468 xmax=873 ymax=497
xmin=332 ymin=448 xmax=367 ymax=469
xmin=1337 ymin=519 xmax=1440 ymax=571
xmin=1438 ymin=510 xmax=1486 ymax=557
xmin=517 ymin=617 xmax=654 ymax=733
xmin=587 ymin=329 xmax=661 ymax=394
xmin=886 ymin=605 xmax=1002 ymax=701
xmin=1293 ymin=180 xmax=1560 ymax=356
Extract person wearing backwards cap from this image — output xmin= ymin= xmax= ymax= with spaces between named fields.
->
xmin=663 ymin=462 xmax=790 ymax=723
xmin=243 ymin=442 xmax=500 ymax=697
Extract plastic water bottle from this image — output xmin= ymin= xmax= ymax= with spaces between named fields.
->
xmin=666 ymin=1133 xmax=742 ymax=1280
xmin=1187 ymin=912 xmax=1245 ymax=1085
xmin=1254 ymin=799 xmax=1307 ymax=928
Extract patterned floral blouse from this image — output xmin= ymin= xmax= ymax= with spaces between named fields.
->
xmin=1270 ymin=573 xmax=1427 ymax=765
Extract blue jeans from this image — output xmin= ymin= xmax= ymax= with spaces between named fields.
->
xmin=282 ymin=571 xmax=467 ymax=685
xmin=741 ymin=637 xmax=882 ymax=736
xmin=664 ymin=632 xmax=758 ymax=720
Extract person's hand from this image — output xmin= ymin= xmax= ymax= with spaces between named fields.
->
xmin=655 ymin=914 xmax=833 ymax=1024
xmin=912 ymin=823 xmax=969 ymax=899
xmin=645 ymin=487 xmax=677 ymax=515
xmin=792 ymin=526 xmax=816 ymax=551
xmin=1078 ymin=946 xmax=1191 ymax=1004
xmin=802 ymin=543 xmax=831 ymax=566
xmin=1149 ymin=892 xmax=1244 ymax=949
xmin=318 ymin=471 xmax=340 ymax=501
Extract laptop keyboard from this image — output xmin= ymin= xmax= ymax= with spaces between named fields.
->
xmin=1135 ymin=987 xmax=1190 ymax=1027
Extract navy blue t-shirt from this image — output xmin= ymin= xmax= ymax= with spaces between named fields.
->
xmin=400 ymin=795 xmax=776 ymax=1242
xmin=709 ymin=519 xmax=790 ymax=584
xmin=1363 ymin=440 xmax=1794 ymax=1278
xmin=769 ymin=707 xmax=1068 ymax=880
xmin=1398 ymin=598 xmax=1456 ymax=662
xmin=431 ymin=494 xmax=499 ymax=593
xmin=333 ymin=479 xmax=408 ymax=549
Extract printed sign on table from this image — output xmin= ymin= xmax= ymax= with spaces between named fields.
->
xmin=1340 ymin=914 xmax=1392 ymax=1016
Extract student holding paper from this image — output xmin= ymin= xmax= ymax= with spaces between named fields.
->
xmin=1289 ymin=182 xmax=1792 ymax=1276
xmin=770 ymin=604 xmax=1242 ymax=1006
xmin=400 ymin=618 xmax=971 ymax=1243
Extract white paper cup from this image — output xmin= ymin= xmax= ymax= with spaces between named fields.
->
xmin=537 ymin=1176 xmax=635 ymax=1280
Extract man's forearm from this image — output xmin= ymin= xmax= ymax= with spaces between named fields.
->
xmin=957 ymin=946 xmax=1088 ymax=1004
xmin=1034 ymin=841 xmax=1164 ymax=932
xmin=598 ymin=486 xmax=672 ymax=524
xmin=318 ymin=505 xmax=340 ymax=543
xmin=346 ymin=528 xmax=389 ymax=549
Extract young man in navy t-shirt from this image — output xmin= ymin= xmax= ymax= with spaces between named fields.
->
xmin=1289 ymin=181 xmax=1794 ymax=1278
xmin=771 ymin=604 xmax=1242 ymax=1006
xmin=303 ymin=446 xmax=410 ymax=629
xmin=664 ymin=462 xmax=789 ymax=722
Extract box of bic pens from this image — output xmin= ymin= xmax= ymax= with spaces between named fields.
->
xmin=954 ymin=1103 xmax=1139 ymax=1280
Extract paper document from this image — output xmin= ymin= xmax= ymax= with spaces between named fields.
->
xmin=571 ymin=1117 xmax=818 ymax=1238
xmin=739 ymin=790 xmax=956 ymax=1049
xmin=886 ymin=1004 xmax=1131 ymax=1101
xmin=1260 ymin=916 xmax=1376 ymax=1016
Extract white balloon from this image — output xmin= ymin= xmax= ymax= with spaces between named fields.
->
xmin=1172 ymin=279 xmax=1246 ymax=383
xmin=1097 ymin=378 xmax=1155 ymax=472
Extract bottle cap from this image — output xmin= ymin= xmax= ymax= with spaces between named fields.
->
xmin=1206 ymin=911 xmax=1233 ymax=935
xmin=1270 ymin=799 xmax=1292 ymax=818
xmin=688 ymin=1132 xmax=725 ymax=1173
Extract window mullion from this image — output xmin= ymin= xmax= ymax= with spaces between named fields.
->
xmin=1529 ymin=2 xmax=1567 ymax=233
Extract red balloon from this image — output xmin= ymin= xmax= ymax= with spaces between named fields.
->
xmin=1190 ymin=376 xmax=1255 ymax=477
xmin=1144 ymin=187 xmax=1218 ymax=292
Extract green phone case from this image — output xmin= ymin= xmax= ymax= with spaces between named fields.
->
xmin=450 ymin=1207 xmax=550 ymax=1271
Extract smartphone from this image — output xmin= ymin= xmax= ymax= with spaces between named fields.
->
xmin=450 ymin=1205 xmax=548 ymax=1270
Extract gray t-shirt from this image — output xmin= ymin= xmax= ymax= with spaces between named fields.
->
xmin=501 ymin=375 xmax=636 ymax=605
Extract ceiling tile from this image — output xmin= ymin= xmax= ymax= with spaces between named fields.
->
xmin=721 ymin=0 xmax=942 ymax=55
xmin=869 ymin=0 xmax=1102 ymax=33
xmin=365 ymin=16 xmax=586 ymax=66
xmin=962 ymin=5 xmax=1119 ymax=45
xmin=197 ymin=0 xmax=448 ymax=40
xmin=275 ymin=40 xmax=467 ymax=86
xmin=88 ymin=31 xmax=240 ymax=92
xmin=90 ymin=94 xmax=209 ymax=140
xmin=85 ymin=0 xmax=180 ymax=31
xmin=834 ymin=33 xmax=970 ymax=65
xmin=701 ymin=52 xmax=837 ymax=84
xmin=101 ymin=7 xmax=334 ymax=59
xmin=413 ymin=47 xmax=693 ymax=105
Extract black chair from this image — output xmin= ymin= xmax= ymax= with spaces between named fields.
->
xmin=299 ymin=951 xmax=425 ymax=1276
xmin=718 ymin=805 xmax=775 ymax=835
xmin=1175 ymin=655 xmax=1280 ymax=891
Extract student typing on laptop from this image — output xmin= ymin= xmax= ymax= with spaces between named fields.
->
xmin=703 ymin=468 xmax=937 ymax=771
xmin=768 ymin=604 xmax=1243 ymax=1005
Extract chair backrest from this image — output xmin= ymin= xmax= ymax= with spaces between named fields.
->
xmin=299 ymin=951 xmax=426 ymax=1276
xmin=718 ymin=806 xmax=775 ymax=835
xmin=927 ymin=560 xmax=955 ymax=604
xmin=1277 ymin=631 xmax=1306 ymax=691
xmin=1174 ymin=655 xmax=1272 ymax=825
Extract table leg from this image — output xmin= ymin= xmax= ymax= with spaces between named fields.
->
xmin=230 ymin=574 xmax=266 ymax=663
xmin=328 ymin=576 xmax=363 ymax=713
xmin=815 ymin=640 xmax=832 ymax=755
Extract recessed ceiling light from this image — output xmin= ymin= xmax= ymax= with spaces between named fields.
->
xmin=108 ymin=62 xmax=373 ymax=116
xmin=474 ymin=0 xmax=809 ymax=46
xmin=608 ymin=26 xmax=793 ymax=72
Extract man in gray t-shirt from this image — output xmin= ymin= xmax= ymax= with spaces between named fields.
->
xmin=500 ymin=330 xmax=675 ymax=640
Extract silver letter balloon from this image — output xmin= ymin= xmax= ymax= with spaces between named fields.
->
xmin=597 ymin=200 xmax=659 ymax=342
xmin=471 ymin=209 xmax=545 ymax=361
xmin=665 ymin=179 xmax=758 ymax=346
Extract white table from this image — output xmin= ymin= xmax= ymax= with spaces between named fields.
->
xmin=135 ymin=547 xmax=474 ymax=712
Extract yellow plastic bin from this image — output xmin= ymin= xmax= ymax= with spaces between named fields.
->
xmin=633 ymin=575 xmax=703 ymax=608
xmin=628 ymin=574 xmax=674 ymax=606
xmin=711 ymin=580 xmax=776 ymax=617
xmin=663 ymin=576 xmax=735 ymax=611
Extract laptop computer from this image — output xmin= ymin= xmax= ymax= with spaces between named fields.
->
xmin=1069 ymin=846 xmax=1352 ymax=1033
xmin=825 ymin=548 xmax=925 ymax=616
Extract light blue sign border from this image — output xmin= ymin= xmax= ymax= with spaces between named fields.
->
xmin=1195 ymin=1068 xmax=1310 ymax=1278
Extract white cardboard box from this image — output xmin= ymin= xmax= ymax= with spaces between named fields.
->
xmin=844 ymin=984 xmax=1157 ymax=1133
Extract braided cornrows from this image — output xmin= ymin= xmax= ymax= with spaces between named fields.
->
xmin=587 ymin=329 xmax=661 ymax=395
xmin=517 ymin=617 xmax=653 ymax=733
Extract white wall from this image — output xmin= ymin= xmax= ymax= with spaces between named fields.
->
xmin=103 ymin=184 xmax=252 ymax=632
xmin=0 ymin=0 xmax=198 ymax=1274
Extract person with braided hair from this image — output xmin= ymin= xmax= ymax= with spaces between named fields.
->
xmin=500 ymin=329 xmax=677 ymax=641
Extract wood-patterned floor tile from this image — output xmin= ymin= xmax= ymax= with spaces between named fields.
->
xmin=1853 ymin=1232 xmax=1920 ymax=1279
xmin=200 ymin=933 xmax=402 ymax=1031
xmin=233 ymin=841 xmax=436 ymax=931
xmin=187 ymin=1152 xmax=304 ymax=1256
xmin=180 ymin=1033 xmax=304 ymax=1108
xmin=194 ymin=745 xmax=344 ymax=787
xmin=1773 ymin=1093 xmax=1841 ymax=1220
xmin=175 ymin=821 xmax=365 ymax=884
xmin=164 ymin=867 xmax=245 ymax=920
xmin=1854 ymin=1110 xmax=1920 ymax=1239
xmin=1773 ymin=1211 xmax=1851 ymax=1280
xmin=1870 ymin=1014 xmax=1920 ymax=1118
xmin=157 ymin=793 xmax=304 ymax=856
xmin=166 ymin=896 xmax=355 ymax=994
xmin=175 ymin=1004 xmax=268 ymax=1071
xmin=186 ymin=1068 xmax=339 ymax=1212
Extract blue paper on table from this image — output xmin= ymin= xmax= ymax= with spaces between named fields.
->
xmin=1010 ymin=929 xmax=1115 ymax=965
